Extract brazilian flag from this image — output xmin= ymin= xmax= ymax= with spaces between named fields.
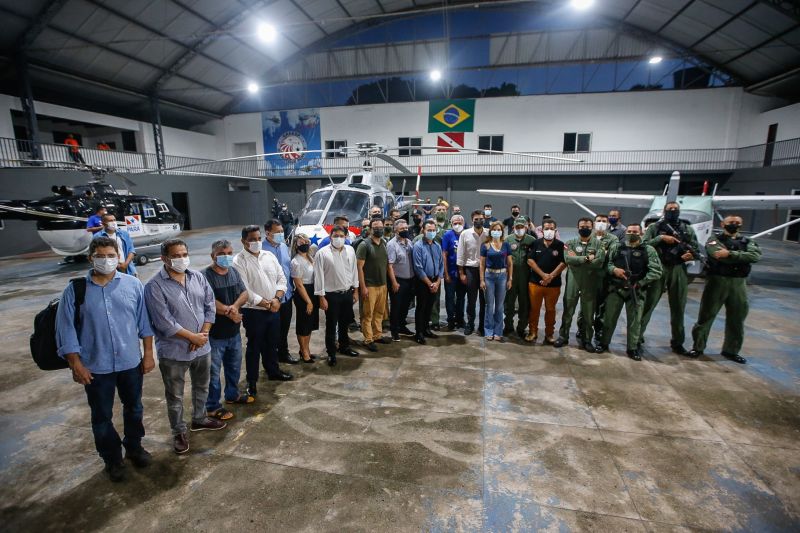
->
xmin=428 ymin=99 xmax=475 ymax=133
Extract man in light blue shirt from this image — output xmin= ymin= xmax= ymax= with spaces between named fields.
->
xmin=145 ymin=238 xmax=225 ymax=455
xmin=412 ymin=220 xmax=445 ymax=344
xmin=263 ymin=219 xmax=300 ymax=364
xmin=56 ymin=236 xmax=154 ymax=482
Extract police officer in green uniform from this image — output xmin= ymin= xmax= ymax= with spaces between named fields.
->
xmin=688 ymin=215 xmax=761 ymax=363
xmin=504 ymin=217 xmax=536 ymax=337
xmin=577 ymin=213 xmax=618 ymax=344
xmin=554 ymin=217 xmax=607 ymax=352
xmin=597 ymin=223 xmax=662 ymax=360
xmin=640 ymin=201 xmax=700 ymax=354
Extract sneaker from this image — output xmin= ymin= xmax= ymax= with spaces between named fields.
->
xmin=125 ymin=447 xmax=152 ymax=468
xmin=391 ymin=333 xmax=400 ymax=342
xmin=173 ymin=433 xmax=190 ymax=454
xmin=524 ymin=334 xmax=537 ymax=343
xmin=190 ymin=417 xmax=227 ymax=432
xmin=398 ymin=327 xmax=415 ymax=336
xmin=105 ymin=461 xmax=126 ymax=482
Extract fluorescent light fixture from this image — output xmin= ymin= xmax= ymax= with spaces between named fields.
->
xmin=257 ymin=23 xmax=277 ymax=43
xmin=247 ymin=82 xmax=259 ymax=94
xmin=648 ymin=55 xmax=663 ymax=64
xmin=430 ymin=69 xmax=442 ymax=81
xmin=571 ymin=0 xmax=594 ymax=10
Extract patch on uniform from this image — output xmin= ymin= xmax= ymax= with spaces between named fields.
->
xmin=511 ymin=243 xmax=518 ymax=250
xmin=707 ymin=240 xmax=717 ymax=245
xmin=633 ymin=251 xmax=642 ymax=257
xmin=552 ymin=250 xmax=559 ymax=256
xmin=576 ymin=245 xmax=583 ymax=253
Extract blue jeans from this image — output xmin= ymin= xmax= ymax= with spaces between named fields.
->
xmin=444 ymin=276 xmax=466 ymax=326
xmin=206 ymin=335 xmax=243 ymax=411
xmin=484 ymin=270 xmax=508 ymax=337
xmin=84 ymin=365 xmax=144 ymax=464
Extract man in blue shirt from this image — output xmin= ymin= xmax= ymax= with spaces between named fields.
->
xmin=94 ymin=213 xmax=137 ymax=276
xmin=442 ymin=214 xmax=467 ymax=331
xmin=56 ymin=236 xmax=154 ymax=482
xmin=86 ymin=205 xmax=106 ymax=234
xmin=145 ymin=238 xmax=226 ymax=455
xmin=412 ymin=220 xmax=444 ymax=345
xmin=263 ymin=219 xmax=300 ymax=364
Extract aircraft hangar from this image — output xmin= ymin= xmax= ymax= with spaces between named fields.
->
xmin=0 ymin=1 xmax=799 ymax=531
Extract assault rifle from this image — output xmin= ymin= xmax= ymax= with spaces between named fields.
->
xmin=663 ymin=222 xmax=703 ymax=266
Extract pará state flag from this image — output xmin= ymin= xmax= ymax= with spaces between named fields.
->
xmin=437 ymin=132 xmax=465 ymax=152
xmin=428 ymin=99 xmax=475 ymax=132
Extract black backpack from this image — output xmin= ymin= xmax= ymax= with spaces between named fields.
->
xmin=30 ymin=277 xmax=86 ymax=370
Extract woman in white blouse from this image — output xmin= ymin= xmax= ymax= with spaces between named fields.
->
xmin=290 ymin=234 xmax=319 ymax=362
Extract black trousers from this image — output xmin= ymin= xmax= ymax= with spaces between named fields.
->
xmin=390 ymin=277 xmax=414 ymax=335
xmin=324 ymin=291 xmax=355 ymax=356
xmin=464 ymin=266 xmax=485 ymax=333
xmin=242 ymin=308 xmax=281 ymax=382
xmin=415 ymin=279 xmax=437 ymax=336
xmin=84 ymin=366 xmax=144 ymax=464
xmin=278 ymin=300 xmax=293 ymax=357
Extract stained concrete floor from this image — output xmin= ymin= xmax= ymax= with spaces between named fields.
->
xmin=0 ymin=226 xmax=798 ymax=532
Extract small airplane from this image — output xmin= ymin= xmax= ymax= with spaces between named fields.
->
xmin=478 ymin=171 xmax=800 ymax=274
xmin=0 ymin=166 xmax=183 ymax=261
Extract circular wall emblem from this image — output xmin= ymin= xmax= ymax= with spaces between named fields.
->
xmin=278 ymin=131 xmax=307 ymax=161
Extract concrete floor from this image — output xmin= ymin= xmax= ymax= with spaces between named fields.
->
xmin=0 ymin=226 xmax=798 ymax=532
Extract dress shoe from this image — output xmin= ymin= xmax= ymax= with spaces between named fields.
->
xmin=268 ymin=371 xmax=294 ymax=381
xmin=105 ymin=461 xmax=126 ymax=482
xmin=553 ymin=337 xmax=568 ymax=348
xmin=279 ymin=353 xmax=301 ymax=365
xmin=125 ymin=447 xmax=152 ymax=468
xmin=424 ymin=330 xmax=438 ymax=339
xmin=686 ymin=349 xmax=702 ymax=358
xmin=173 ymin=433 xmax=190 ymax=455
xmin=443 ymin=323 xmax=456 ymax=332
xmin=339 ymin=348 xmax=359 ymax=357
xmin=327 ymin=354 xmax=337 ymax=367
xmin=626 ymin=349 xmax=642 ymax=361
xmin=414 ymin=335 xmax=426 ymax=345
xmin=364 ymin=342 xmax=378 ymax=352
xmin=375 ymin=337 xmax=392 ymax=344
xmin=463 ymin=326 xmax=474 ymax=336
xmin=671 ymin=344 xmax=688 ymax=355
xmin=596 ymin=344 xmax=609 ymax=353
xmin=582 ymin=342 xmax=598 ymax=353
xmin=722 ymin=351 xmax=747 ymax=364
xmin=398 ymin=327 xmax=415 ymax=336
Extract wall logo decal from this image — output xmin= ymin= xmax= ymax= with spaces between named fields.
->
xmin=262 ymin=108 xmax=321 ymax=175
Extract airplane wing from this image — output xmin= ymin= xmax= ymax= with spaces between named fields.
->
xmin=711 ymin=195 xmax=800 ymax=210
xmin=476 ymin=189 xmax=656 ymax=209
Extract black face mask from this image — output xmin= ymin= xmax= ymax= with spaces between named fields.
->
xmin=665 ymin=210 xmax=680 ymax=223
xmin=398 ymin=230 xmax=410 ymax=239
xmin=724 ymin=223 xmax=741 ymax=234
xmin=511 ymin=211 xmax=520 ymax=217
xmin=608 ymin=216 xmax=619 ymax=226
xmin=297 ymin=243 xmax=310 ymax=253
xmin=473 ymin=220 xmax=484 ymax=228
xmin=372 ymin=228 xmax=384 ymax=237
xmin=578 ymin=227 xmax=592 ymax=238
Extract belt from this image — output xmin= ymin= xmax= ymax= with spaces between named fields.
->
xmin=326 ymin=289 xmax=350 ymax=294
xmin=486 ymin=268 xmax=507 ymax=273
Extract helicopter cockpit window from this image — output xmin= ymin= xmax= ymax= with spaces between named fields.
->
xmin=157 ymin=203 xmax=169 ymax=213
xmin=298 ymin=190 xmax=333 ymax=225
xmin=143 ymin=202 xmax=157 ymax=218
xmin=130 ymin=202 xmax=141 ymax=215
xmin=372 ymin=195 xmax=384 ymax=209
xmin=322 ymin=190 xmax=369 ymax=225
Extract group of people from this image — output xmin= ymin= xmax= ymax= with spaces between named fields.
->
xmin=55 ymin=200 xmax=761 ymax=482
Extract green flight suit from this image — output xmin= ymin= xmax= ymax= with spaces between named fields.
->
xmin=504 ymin=233 xmax=536 ymax=334
xmin=639 ymin=220 xmax=700 ymax=347
xmin=577 ymin=232 xmax=618 ymax=342
xmin=414 ymin=227 xmax=446 ymax=326
xmin=601 ymin=243 xmax=662 ymax=351
xmin=558 ymin=236 xmax=607 ymax=342
xmin=691 ymin=232 xmax=761 ymax=355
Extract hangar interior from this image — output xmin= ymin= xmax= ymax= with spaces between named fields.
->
xmin=0 ymin=0 xmax=799 ymax=532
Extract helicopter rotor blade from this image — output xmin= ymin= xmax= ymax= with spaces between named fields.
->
xmin=130 ymin=149 xmax=337 ymax=174
xmin=0 ymin=203 xmax=87 ymax=222
xmin=373 ymin=153 xmax=413 ymax=175
xmin=385 ymin=146 xmax=584 ymax=163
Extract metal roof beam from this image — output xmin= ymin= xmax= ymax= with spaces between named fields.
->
xmin=760 ymin=0 xmax=800 ymax=23
xmin=654 ymin=0 xmax=697 ymax=34
xmin=286 ymin=0 xmax=330 ymax=36
xmin=16 ymin=0 xmax=69 ymax=50
xmin=720 ymin=21 xmax=800 ymax=66
xmin=687 ymin=1 xmax=759 ymax=49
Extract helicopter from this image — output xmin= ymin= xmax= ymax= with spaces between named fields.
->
xmin=478 ymin=171 xmax=800 ymax=275
xmin=0 ymin=164 xmax=183 ymax=262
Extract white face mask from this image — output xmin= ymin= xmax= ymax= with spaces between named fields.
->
xmin=543 ymin=229 xmax=555 ymax=240
xmin=93 ymin=257 xmax=118 ymax=274
xmin=490 ymin=230 xmax=502 ymax=239
xmin=105 ymin=221 xmax=118 ymax=232
xmin=514 ymin=228 xmax=526 ymax=237
xmin=170 ymin=257 xmax=190 ymax=273
xmin=452 ymin=224 xmax=464 ymax=233
xmin=595 ymin=222 xmax=608 ymax=232
xmin=484 ymin=209 xmax=492 ymax=217
xmin=247 ymin=241 xmax=262 ymax=253
xmin=331 ymin=237 xmax=345 ymax=249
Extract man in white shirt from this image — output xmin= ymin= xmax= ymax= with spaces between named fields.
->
xmin=456 ymin=210 xmax=489 ymax=336
xmin=313 ymin=225 xmax=360 ymax=367
xmin=233 ymin=225 xmax=293 ymax=396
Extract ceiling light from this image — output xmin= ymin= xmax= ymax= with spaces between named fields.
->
xmin=247 ymin=82 xmax=259 ymax=94
xmin=648 ymin=55 xmax=663 ymax=64
xmin=430 ymin=69 xmax=442 ymax=81
xmin=257 ymin=23 xmax=277 ymax=43
xmin=571 ymin=0 xmax=594 ymax=10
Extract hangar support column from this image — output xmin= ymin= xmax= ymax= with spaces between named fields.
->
xmin=16 ymin=54 xmax=42 ymax=162
xmin=150 ymin=95 xmax=166 ymax=171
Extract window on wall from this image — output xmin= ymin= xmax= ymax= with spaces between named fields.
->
xmin=324 ymin=140 xmax=347 ymax=158
xmin=563 ymin=132 xmax=592 ymax=153
xmin=398 ymin=137 xmax=422 ymax=156
xmin=478 ymin=135 xmax=504 ymax=154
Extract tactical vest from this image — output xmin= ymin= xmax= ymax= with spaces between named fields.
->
xmin=707 ymin=234 xmax=752 ymax=278
xmin=655 ymin=220 xmax=689 ymax=266
xmin=612 ymin=244 xmax=649 ymax=287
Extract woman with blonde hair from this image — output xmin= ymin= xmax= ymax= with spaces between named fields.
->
xmin=290 ymin=234 xmax=319 ymax=362
xmin=480 ymin=221 xmax=513 ymax=341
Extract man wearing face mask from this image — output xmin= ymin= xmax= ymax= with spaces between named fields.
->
xmin=503 ymin=217 xmax=535 ymax=337
xmin=534 ymin=214 xmax=562 ymax=240
xmin=577 ymin=214 xmax=616 ymax=345
xmin=597 ymin=224 xmax=662 ymax=360
xmin=412 ymin=220 xmax=445 ymax=344
xmin=640 ymin=202 xmax=700 ymax=355
xmin=203 ymin=240 xmax=253 ymax=422
xmin=387 ymin=219 xmax=416 ymax=341
xmin=56 ymin=237 xmax=154 ymax=482
xmin=503 ymin=205 xmax=530 ymax=235
xmin=526 ymin=219 xmax=566 ymax=344
xmin=263 ymin=220 xmax=300 ymax=365
xmin=233 ymin=225 xmax=293 ymax=398
xmin=319 ymin=215 xmax=354 ymax=250
xmin=94 ymin=213 xmax=136 ymax=276
xmin=442 ymin=214 xmax=467 ymax=331
xmin=414 ymin=209 xmax=447 ymax=330
xmin=145 ymin=239 xmax=225 ymax=455
xmin=689 ymin=216 xmax=761 ymax=363
xmin=554 ymin=217 xmax=607 ymax=351
xmin=608 ymin=209 xmax=625 ymax=241
xmin=457 ymin=210 xmax=489 ymax=336
xmin=357 ymin=218 xmax=390 ymax=351
xmin=433 ymin=204 xmax=450 ymax=231
xmin=483 ymin=204 xmax=497 ymax=224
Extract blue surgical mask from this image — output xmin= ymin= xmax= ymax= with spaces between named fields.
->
xmin=425 ymin=230 xmax=437 ymax=241
xmin=271 ymin=233 xmax=285 ymax=245
xmin=215 ymin=254 xmax=234 ymax=268
xmin=490 ymin=230 xmax=502 ymax=239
